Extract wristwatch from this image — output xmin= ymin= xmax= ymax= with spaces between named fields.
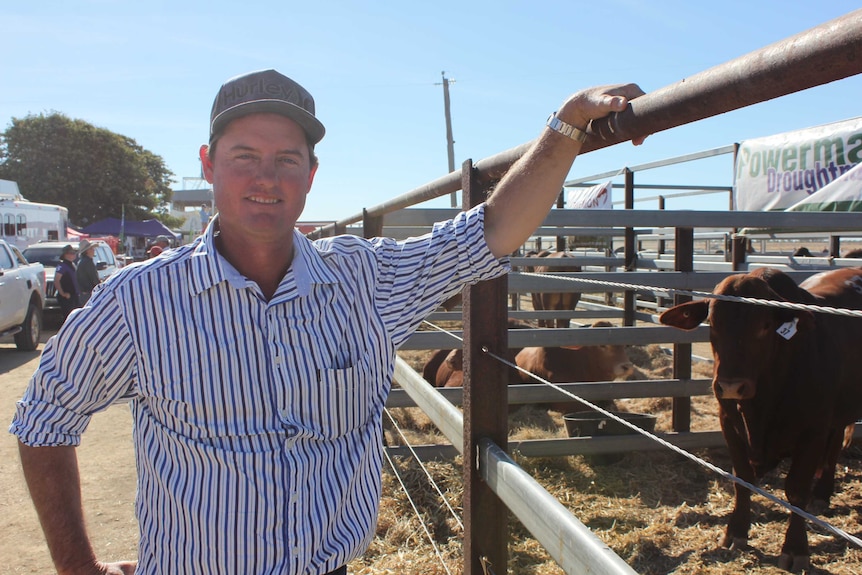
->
xmin=546 ymin=112 xmax=587 ymax=143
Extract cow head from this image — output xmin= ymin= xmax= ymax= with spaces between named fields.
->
xmin=560 ymin=321 xmax=634 ymax=379
xmin=660 ymin=270 xmax=814 ymax=401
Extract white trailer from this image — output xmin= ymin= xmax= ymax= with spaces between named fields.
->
xmin=0 ymin=180 xmax=69 ymax=251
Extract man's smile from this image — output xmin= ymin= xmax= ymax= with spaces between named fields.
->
xmin=247 ymin=196 xmax=280 ymax=204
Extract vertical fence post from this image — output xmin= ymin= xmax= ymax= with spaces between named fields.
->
xmin=556 ymin=190 xmax=566 ymax=253
xmin=830 ymin=235 xmax=841 ymax=258
xmin=731 ymin=234 xmax=748 ymax=271
xmin=623 ymin=169 xmax=636 ymax=327
xmin=672 ymin=227 xmax=693 ymax=432
xmin=362 ymin=209 xmax=383 ymax=239
xmin=656 ymin=196 xmax=669 ymax=310
xmin=461 ymin=158 xmax=509 ymax=575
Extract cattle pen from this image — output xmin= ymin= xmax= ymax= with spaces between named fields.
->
xmin=307 ymin=12 xmax=862 ymax=575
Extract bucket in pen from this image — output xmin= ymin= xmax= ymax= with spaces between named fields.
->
xmin=563 ymin=410 xmax=657 ymax=464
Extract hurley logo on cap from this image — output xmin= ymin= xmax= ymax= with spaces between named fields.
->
xmin=210 ymin=69 xmax=325 ymax=144
xmin=216 ymin=75 xmax=314 ymax=114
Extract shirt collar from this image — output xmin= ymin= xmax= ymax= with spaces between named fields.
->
xmin=188 ymin=219 xmax=340 ymax=298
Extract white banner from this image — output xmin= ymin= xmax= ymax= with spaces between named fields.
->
xmin=567 ymin=180 xmax=613 ymax=210
xmin=734 ymin=117 xmax=862 ymax=211
xmin=786 ymin=162 xmax=862 ymax=212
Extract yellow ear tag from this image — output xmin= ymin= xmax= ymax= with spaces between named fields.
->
xmin=776 ymin=317 xmax=799 ymax=340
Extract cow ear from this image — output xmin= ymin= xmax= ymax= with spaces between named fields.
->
xmin=659 ymin=300 xmax=709 ymax=330
xmin=792 ymin=309 xmax=816 ymax=332
xmin=561 ymin=345 xmax=584 ymax=351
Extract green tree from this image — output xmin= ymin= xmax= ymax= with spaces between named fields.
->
xmin=0 ymin=112 xmax=174 ymax=227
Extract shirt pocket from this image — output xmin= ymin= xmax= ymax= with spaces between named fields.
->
xmin=298 ymin=353 xmax=377 ymax=440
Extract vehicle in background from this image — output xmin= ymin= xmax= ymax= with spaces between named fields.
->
xmin=22 ymin=240 xmax=119 ymax=311
xmin=0 ymin=238 xmax=46 ymax=351
xmin=0 ymin=180 xmax=69 ymax=251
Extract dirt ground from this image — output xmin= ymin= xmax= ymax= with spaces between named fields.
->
xmin=1 ymin=316 xmax=139 ymax=573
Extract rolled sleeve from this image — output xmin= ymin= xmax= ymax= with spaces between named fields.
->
xmin=11 ymin=399 xmax=92 ymax=447
xmin=9 ymin=292 xmax=137 ymax=447
xmin=448 ymin=203 xmax=511 ymax=283
xmin=375 ymin=204 xmax=511 ymax=347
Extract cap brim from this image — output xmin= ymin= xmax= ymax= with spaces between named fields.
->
xmin=211 ymin=100 xmax=325 ymax=144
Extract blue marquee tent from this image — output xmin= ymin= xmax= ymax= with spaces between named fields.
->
xmin=81 ymin=217 xmax=178 ymax=238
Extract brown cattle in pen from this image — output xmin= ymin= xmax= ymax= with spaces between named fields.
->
xmin=659 ymin=267 xmax=862 ymax=572
xmin=514 ymin=320 xmax=633 ymax=413
xmin=422 ymin=319 xmax=533 ymax=388
xmin=525 ymin=250 xmax=582 ymax=328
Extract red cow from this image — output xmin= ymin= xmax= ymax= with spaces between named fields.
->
xmin=432 ymin=348 xmax=465 ymax=388
xmin=514 ymin=321 xmax=633 ymax=413
xmin=659 ymin=267 xmax=862 ymax=572
xmin=422 ymin=347 xmax=454 ymax=386
xmin=421 ymin=347 xmax=465 ymax=388
xmin=526 ymin=250 xmax=582 ymax=328
xmin=422 ymin=319 xmax=533 ymax=388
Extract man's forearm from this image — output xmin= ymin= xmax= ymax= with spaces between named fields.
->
xmin=484 ymin=127 xmax=583 ymax=258
xmin=483 ymin=84 xmax=645 ymax=259
xmin=18 ymin=442 xmax=98 ymax=574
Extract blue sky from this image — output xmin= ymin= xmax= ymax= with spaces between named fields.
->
xmin=2 ymin=1 xmax=860 ymax=222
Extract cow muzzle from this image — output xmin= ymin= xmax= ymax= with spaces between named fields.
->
xmin=614 ymin=362 xmax=634 ymax=378
xmin=713 ymin=377 xmax=756 ymax=400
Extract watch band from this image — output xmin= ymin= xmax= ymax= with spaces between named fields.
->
xmin=546 ymin=112 xmax=587 ymax=143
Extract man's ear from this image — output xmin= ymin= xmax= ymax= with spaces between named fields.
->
xmin=200 ymin=145 xmax=214 ymax=183
xmin=306 ymin=163 xmax=318 ymax=195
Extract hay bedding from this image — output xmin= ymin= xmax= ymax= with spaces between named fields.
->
xmin=367 ymin=344 xmax=862 ymax=575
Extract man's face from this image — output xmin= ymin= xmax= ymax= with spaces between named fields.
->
xmin=201 ymin=113 xmax=317 ymax=246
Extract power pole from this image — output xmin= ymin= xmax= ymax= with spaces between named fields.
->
xmin=439 ymin=71 xmax=457 ymax=207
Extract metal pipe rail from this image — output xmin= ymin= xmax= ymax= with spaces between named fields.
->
xmin=392 ymin=356 xmax=639 ymax=574
xmin=480 ymin=439 xmax=639 ymax=575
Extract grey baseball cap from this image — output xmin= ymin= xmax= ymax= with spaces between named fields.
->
xmin=209 ymin=69 xmax=325 ymax=144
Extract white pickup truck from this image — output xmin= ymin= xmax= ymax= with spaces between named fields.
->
xmin=0 ymin=238 xmax=46 ymax=350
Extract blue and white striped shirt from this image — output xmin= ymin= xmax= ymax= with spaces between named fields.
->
xmin=11 ymin=204 xmax=508 ymax=574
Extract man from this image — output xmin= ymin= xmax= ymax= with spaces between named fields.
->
xmin=153 ymin=235 xmax=171 ymax=250
xmin=199 ymin=203 xmax=211 ymax=232
xmin=11 ymin=69 xmax=644 ymax=574
xmin=75 ymin=239 xmax=100 ymax=305
xmin=54 ymin=244 xmax=81 ymax=321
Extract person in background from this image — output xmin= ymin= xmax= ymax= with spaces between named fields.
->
xmin=76 ymin=239 xmax=100 ymax=306
xmin=146 ymin=244 xmax=163 ymax=258
xmin=54 ymin=244 xmax=80 ymax=321
xmin=153 ymin=235 xmax=171 ymax=250
xmin=199 ymin=203 xmax=211 ymax=232
xmin=12 ymin=68 xmax=645 ymax=575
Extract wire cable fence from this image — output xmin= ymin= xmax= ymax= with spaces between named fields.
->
xmin=406 ymin=272 xmax=862 ymax=553
xmin=523 ymin=272 xmax=862 ymax=319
